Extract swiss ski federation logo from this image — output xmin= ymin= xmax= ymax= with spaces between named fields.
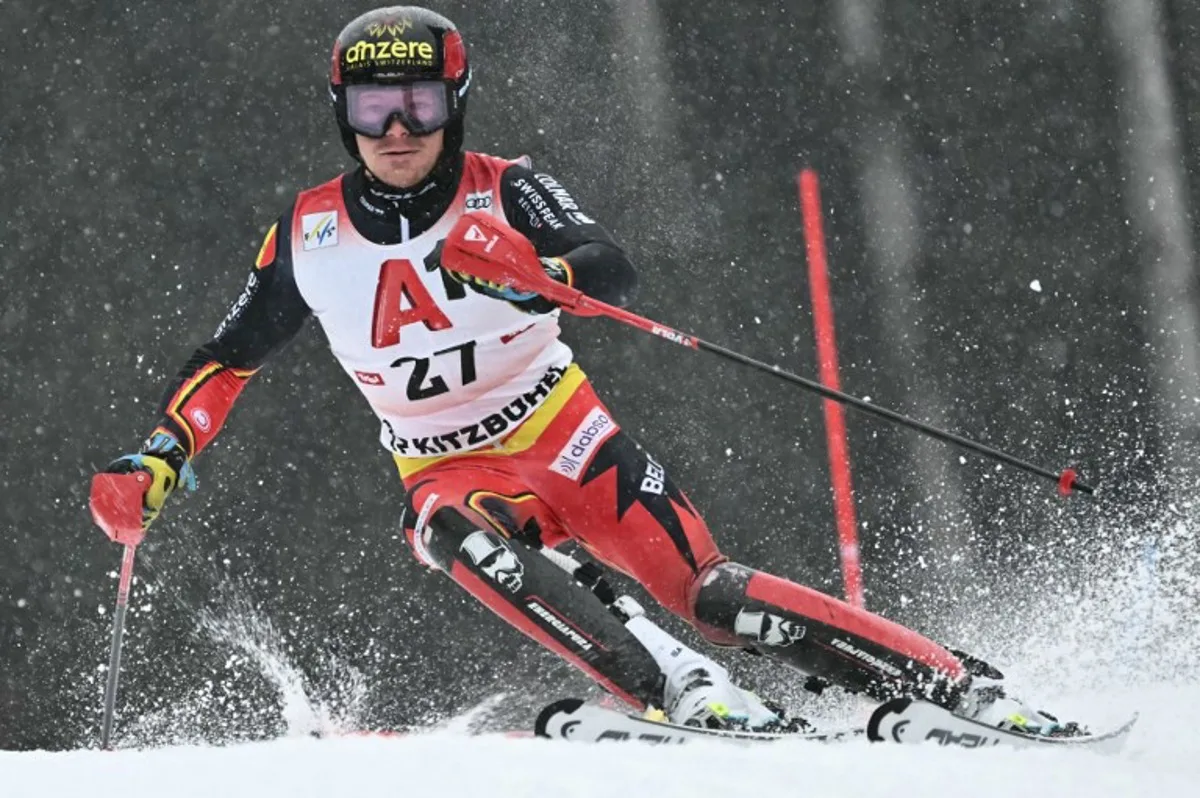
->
xmin=459 ymin=531 xmax=524 ymax=593
xmin=550 ymin=407 xmax=618 ymax=480
xmin=302 ymin=212 xmax=338 ymax=250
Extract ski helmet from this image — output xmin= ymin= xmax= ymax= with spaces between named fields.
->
xmin=329 ymin=6 xmax=470 ymax=161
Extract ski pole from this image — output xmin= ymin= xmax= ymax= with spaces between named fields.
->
xmin=540 ymin=546 xmax=648 ymax=626
xmin=100 ymin=543 xmax=137 ymax=750
xmin=577 ymin=300 xmax=1093 ymax=496
xmin=443 ymin=213 xmax=1095 ymax=497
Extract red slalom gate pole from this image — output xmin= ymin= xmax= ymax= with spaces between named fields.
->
xmin=797 ymin=169 xmax=865 ymax=608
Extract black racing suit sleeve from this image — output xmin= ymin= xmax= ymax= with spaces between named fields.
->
xmin=148 ymin=206 xmax=312 ymax=458
xmin=498 ymin=164 xmax=638 ymax=307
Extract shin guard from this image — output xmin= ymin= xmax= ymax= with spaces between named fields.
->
xmin=693 ymin=562 xmax=966 ymax=706
xmin=409 ymin=505 xmax=664 ymax=709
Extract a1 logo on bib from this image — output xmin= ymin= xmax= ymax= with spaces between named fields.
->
xmin=302 ymin=212 xmax=339 ymax=250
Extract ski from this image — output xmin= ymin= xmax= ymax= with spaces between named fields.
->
xmin=535 ymin=696 xmax=1138 ymax=752
xmin=867 ymin=698 xmax=1138 ymax=753
xmin=534 ymin=697 xmax=864 ymax=745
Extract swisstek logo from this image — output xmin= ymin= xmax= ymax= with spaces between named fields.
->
xmin=302 ymin=212 xmax=339 ymax=250
xmin=549 ymin=407 xmax=618 ymax=480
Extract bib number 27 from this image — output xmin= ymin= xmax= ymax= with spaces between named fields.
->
xmin=392 ymin=342 xmax=477 ymax=401
xmin=371 ymin=257 xmax=477 ymax=401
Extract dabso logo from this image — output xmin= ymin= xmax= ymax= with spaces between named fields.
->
xmin=734 ymin=609 xmax=806 ymax=646
xmin=459 ymin=531 xmax=524 ymax=593
xmin=465 ymin=189 xmax=493 ymax=211
xmin=302 ymin=212 xmax=339 ymax=250
xmin=549 ymin=407 xmax=618 ymax=480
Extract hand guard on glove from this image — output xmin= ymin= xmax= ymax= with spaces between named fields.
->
xmin=426 ymin=218 xmax=575 ymax=315
xmin=90 ymin=432 xmax=196 ymax=546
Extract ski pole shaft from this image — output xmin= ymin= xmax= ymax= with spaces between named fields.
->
xmin=439 ymin=213 xmax=1092 ymax=496
xmin=539 ymin=545 xmax=584 ymax=577
xmin=100 ymin=543 xmax=137 ymax=750
xmin=570 ymin=295 xmax=1094 ymax=496
xmin=540 ymin=546 xmax=647 ymax=623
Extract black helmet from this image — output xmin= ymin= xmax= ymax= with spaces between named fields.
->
xmin=329 ymin=6 xmax=470 ymax=161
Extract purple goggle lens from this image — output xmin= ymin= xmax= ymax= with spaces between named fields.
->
xmin=346 ymin=82 xmax=451 ymax=137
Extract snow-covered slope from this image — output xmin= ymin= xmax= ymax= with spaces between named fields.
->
xmin=9 ymin=495 xmax=1197 ymax=796
xmin=4 ymin=684 xmax=1195 ymax=798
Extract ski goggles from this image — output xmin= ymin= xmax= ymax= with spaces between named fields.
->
xmin=345 ymin=81 xmax=453 ymax=138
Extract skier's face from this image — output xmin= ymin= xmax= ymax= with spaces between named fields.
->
xmin=357 ymin=120 xmax=444 ymax=189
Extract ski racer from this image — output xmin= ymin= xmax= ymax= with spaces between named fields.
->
xmin=90 ymin=6 xmax=1066 ymax=735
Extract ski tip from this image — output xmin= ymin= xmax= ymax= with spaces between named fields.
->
xmin=534 ymin=697 xmax=585 ymax=739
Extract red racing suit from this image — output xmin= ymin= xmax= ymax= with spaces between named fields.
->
xmin=137 ymin=150 xmax=969 ymax=710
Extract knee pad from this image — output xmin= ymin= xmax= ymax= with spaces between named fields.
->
xmin=691 ymin=560 xmax=963 ymax=704
xmin=686 ymin=561 xmax=754 ymax=646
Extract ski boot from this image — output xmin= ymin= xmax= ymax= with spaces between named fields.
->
xmin=661 ymin=660 xmax=812 ymax=733
xmin=618 ymin=597 xmax=811 ymax=733
xmin=949 ymin=650 xmax=1086 ymax=738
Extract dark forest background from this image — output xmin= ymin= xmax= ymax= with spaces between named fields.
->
xmin=3 ymin=0 xmax=1199 ymax=750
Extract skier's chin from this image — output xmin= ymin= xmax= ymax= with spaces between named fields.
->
xmin=368 ymin=158 xmax=434 ymax=189
xmin=358 ymin=134 xmax=443 ymax=189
